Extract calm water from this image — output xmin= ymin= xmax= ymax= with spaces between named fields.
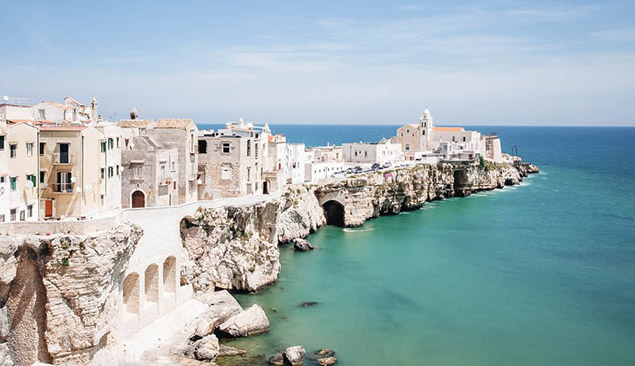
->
xmin=209 ymin=125 xmax=635 ymax=366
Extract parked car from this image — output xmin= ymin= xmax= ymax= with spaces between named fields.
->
xmin=371 ymin=163 xmax=381 ymax=170
xmin=382 ymin=162 xmax=392 ymax=169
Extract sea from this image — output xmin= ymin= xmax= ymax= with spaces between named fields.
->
xmin=198 ymin=124 xmax=635 ymax=366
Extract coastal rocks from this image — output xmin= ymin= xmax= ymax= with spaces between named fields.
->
xmin=293 ymin=238 xmax=315 ymax=251
xmin=218 ymin=344 xmax=246 ymax=357
xmin=269 ymin=352 xmax=285 ymax=365
xmin=184 ymin=334 xmax=220 ymax=362
xmin=277 ymin=186 xmax=326 ymax=243
xmin=180 ymin=201 xmax=281 ymax=292
xmin=217 ymin=304 xmax=270 ymax=337
xmin=190 ymin=290 xmax=243 ymax=338
xmin=283 ymin=346 xmax=306 ymax=366
xmin=2 ymin=224 xmax=142 ymax=365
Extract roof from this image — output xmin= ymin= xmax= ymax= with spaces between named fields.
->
xmin=37 ymin=101 xmax=71 ymax=110
xmin=40 ymin=125 xmax=87 ymax=131
xmin=398 ymin=123 xmax=418 ymax=130
xmin=155 ymin=118 xmax=196 ymax=129
xmin=118 ymin=119 xmax=155 ymax=128
xmin=433 ymin=126 xmax=464 ymax=132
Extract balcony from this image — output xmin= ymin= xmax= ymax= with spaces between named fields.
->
xmin=53 ymin=183 xmax=74 ymax=193
xmin=53 ymin=153 xmax=74 ymax=165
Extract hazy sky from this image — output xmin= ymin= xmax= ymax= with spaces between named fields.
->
xmin=2 ymin=1 xmax=635 ymax=125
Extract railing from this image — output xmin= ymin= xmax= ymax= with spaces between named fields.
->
xmin=53 ymin=153 xmax=74 ymax=164
xmin=53 ymin=183 xmax=74 ymax=193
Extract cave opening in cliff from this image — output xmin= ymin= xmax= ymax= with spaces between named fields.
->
xmin=323 ymin=200 xmax=345 ymax=227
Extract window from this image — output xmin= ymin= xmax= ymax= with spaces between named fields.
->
xmin=10 ymin=177 xmax=17 ymax=191
xmin=132 ymin=165 xmax=142 ymax=179
xmin=463 ymin=136 xmax=466 ymax=142
xmin=0 ymin=135 xmax=4 ymax=150
xmin=56 ymin=171 xmax=72 ymax=192
xmin=26 ymin=143 xmax=33 ymax=157
xmin=125 ymin=138 xmax=129 ymax=148
xmin=10 ymin=209 xmax=16 ymax=221
xmin=171 ymin=161 xmax=176 ymax=172
xmin=0 ymin=214 xmax=4 ymax=222
xmin=100 ymin=168 xmax=105 ymax=179
xmin=40 ymin=142 xmax=45 ymax=155
xmin=27 ymin=205 xmax=33 ymax=218
xmin=108 ymin=138 xmax=114 ymax=149
xmin=247 ymin=141 xmax=251 ymax=156
xmin=116 ymin=137 xmax=120 ymax=148
xmin=160 ymin=165 xmax=166 ymax=181
xmin=10 ymin=144 xmax=17 ymax=158
xmin=255 ymin=143 xmax=259 ymax=158
xmin=39 ymin=109 xmax=45 ymax=119
xmin=116 ymin=165 xmax=119 ymax=176
xmin=222 ymin=142 xmax=230 ymax=154
xmin=26 ymin=174 xmax=36 ymax=188
xmin=452 ymin=136 xmax=456 ymax=142
xmin=198 ymin=140 xmax=207 ymax=154
xmin=422 ymin=130 xmax=425 ymax=135
xmin=40 ymin=171 xmax=46 ymax=183
xmin=108 ymin=166 xmax=114 ymax=178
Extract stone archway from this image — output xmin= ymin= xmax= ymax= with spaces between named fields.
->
xmin=123 ymin=272 xmax=140 ymax=314
xmin=163 ymin=256 xmax=177 ymax=294
xmin=322 ymin=200 xmax=345 ymax=227
xmin=144 ymin=264 xmax=159 ymax=303
xmin=263 ymin=180 xmax=270 ymax=194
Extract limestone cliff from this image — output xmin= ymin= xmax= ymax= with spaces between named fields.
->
xmin=0 ymin=224 xmax=142 ymax=366
xmin=276 ymin=186 xmax=326 ymax=243
xmin=180 ymin=201 xmax=281 ymax=293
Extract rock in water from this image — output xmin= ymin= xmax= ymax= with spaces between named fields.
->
xmin=269 ymin=352 xmax=284 ymax=365
xmin=299 ymin=301 xmax=320 ymax=307
xmin=284 ymin=346 xmax=306 ymax=366
xmin=218 ymin=344 xmax=246 ymax=357
xmin=293 ymin=238 xmax=315 ymax=251
xmin=217 ymin=304 xmax=270 ymax=337
xmin=184 ymin=334 xmax=220 ymax=361
xmin=318 ymin=356 xmax=338 ymax=365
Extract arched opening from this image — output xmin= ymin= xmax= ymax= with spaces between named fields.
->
xmin=123 ymin=272 xmax=140 ymax=314
xmin=263 ymin=180 xmax=270 ymax=194
xmin=131 ymin=190 xmax=145 ymax=208
xmin=163 ymin=256 xmax=177 ymax=293
xmin=323 ymin=200 xmax=345 ymax=227
xmin=144 ymin=264 xmax=159 ymax=303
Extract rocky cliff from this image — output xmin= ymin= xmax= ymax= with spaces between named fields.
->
xmin=0 ymin=224 xmax=142 ymax=366
xmin=180 ymin=158 xmax=538 ymax=293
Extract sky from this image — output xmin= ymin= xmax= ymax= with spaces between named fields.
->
xmin=2 ymin=0 xmax=635 ymax=126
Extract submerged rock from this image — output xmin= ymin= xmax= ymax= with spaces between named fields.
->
xmin=283 ymin=345 xmax=306 ymax=366
xmin=218 ymin=344 xmax=246 ymax=357
xmin=293 ymin=238 xmax=315 ymax=251
xmin=269 ymin=352 xmax=284 ymax=365
xmin=217 ymin=304 xmax=270 ymax=337
xmin=318 ymin=356 xmax=337 ymax=365
xmin=299 ymin=301 xmax=320 ymax=307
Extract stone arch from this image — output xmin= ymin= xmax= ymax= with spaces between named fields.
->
xmin=144 ymin=264 xmax=159 ymax=303
xmin=163 ymin=256 xmax=177 ymax=294
xmin=322 ymin=200 xmax=345 ymax=227
xmin=131 ymin=190 xmax=146 ymax=208
xmin=123 ymin=272 xmax=140 ymax=314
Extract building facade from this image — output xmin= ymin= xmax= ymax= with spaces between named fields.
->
xmin=342 ymin=139 xmax=403 ymax=165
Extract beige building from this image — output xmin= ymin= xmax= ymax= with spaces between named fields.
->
xmin=39 ymin=124 xmax=122 ymax=219
xmin=31 ymin=96 xmax=93 ymax=124
xmin=144 ymin=119 xmax=198 ymax=204
xmin=263 ymin=133 xmax=288 ymax=193
xmin=0 ymin=121 xmax=40 ymax=222
xmin=307 ymin=144 xmax=342 ymax=163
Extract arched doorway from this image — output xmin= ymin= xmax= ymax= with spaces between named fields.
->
xmin=263 ymin=180 xmax=270 ymax=194
xmin=323 ymin=200 xmax=345 ymax=227
xmin=123 ymin=272 xmax=140 ymax=314
xmin=131 ymin=190 xmax=145 ymax=208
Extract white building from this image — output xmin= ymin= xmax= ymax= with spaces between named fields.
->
xmin=285 ymin=143 xmax=306 ymax=184
xmin=306 ymin=144 xmax=342 ymax=163
xmin=342 ymin=139 xmax=403 ymax=165
xmin=304 ymin=161 xmax=345 ymax=183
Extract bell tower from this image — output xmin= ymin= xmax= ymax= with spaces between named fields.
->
xmin=419 ymin=108 xmax=433 ymax=151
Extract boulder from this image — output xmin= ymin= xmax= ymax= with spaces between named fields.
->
xmin=185 ymin=334 xmax=220 ymax=362
xmin=283 ymin=346 xmax=305 ymax=366
xmin=269 ymin=352 xmax=284 ymax=365
xmin=293 ymin=238 xmax=315 ymax=251
xmin=190 ymin=290 xmax=243 ymax=337
xmin=318 ymin=356 xmax=337 ymax=365
xmin=217 ymin=304 xmax=270 ymax=337
xmin=218 ymin=344 xmax=246 ymax=357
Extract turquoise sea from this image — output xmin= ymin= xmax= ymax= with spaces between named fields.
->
xmin=203 ymin=125 xmax=635 ymax=366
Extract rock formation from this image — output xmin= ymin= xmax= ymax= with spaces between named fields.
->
xmin=0 ymin=224 xmax=142 ymax=365
xmin=217 ymin=304 xmax=270 ymax=337
xmin=293 ymin=238 xmax=315 ymax=251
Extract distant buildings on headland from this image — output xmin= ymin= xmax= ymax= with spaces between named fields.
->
xmin=0 ymin=96 xmax=502 ymax=223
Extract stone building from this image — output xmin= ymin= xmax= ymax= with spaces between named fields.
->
xmin=31 ymin=96 xmax=91 ymax=124
xmin=197 ymin=120 xmax=269 ymax=198
xmin=263 ymin=133 xmax=288 ymax=193
xmin=307 ymin=144 xmax=342 ymax=163
xmin=342 ymin=139 xmax=403 ymax=165
xmin=0 ymin=121 xmax=40 ymax=222
xmin=120 ymin=134 xmax=179 ymax=208
xmin=392 ymin=108 xmax=502 ymax=162
xmin=144 ymin=119 xmax=198 ymax=204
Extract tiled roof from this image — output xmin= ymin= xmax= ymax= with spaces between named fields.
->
xmin=155 ymin=118 xmax=196 ymax=129
xmin=118 ymin=119 xmax=156 ymax=128
xmin=433 ymin=126 xmax=464 ymax=132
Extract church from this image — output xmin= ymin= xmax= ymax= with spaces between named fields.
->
xmin=391 ymin=108 xmax=502 ymax=162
